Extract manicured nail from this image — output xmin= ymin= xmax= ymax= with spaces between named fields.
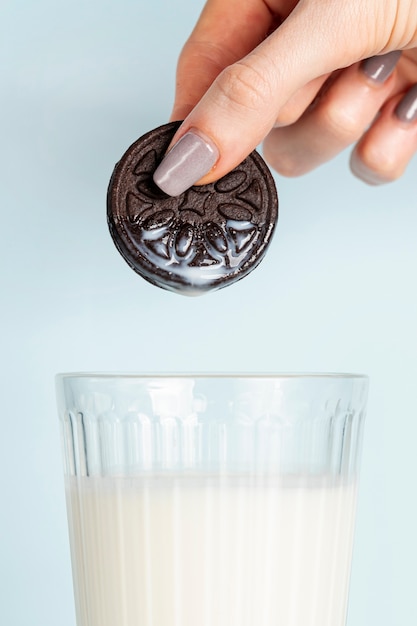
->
xmin=153 ymin=130 xmax=219 ymax=196
xmin=394 ymin=84 xmax=417 ymax=123
xmin=361 ymin=51 xmax=401 ymax=83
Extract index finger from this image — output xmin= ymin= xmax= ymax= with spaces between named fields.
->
xmin=171 ymin=0 xmax=277 ymax=121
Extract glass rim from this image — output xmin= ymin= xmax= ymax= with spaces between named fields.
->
xmin=56 ymin=371 xmax=369 ymax=382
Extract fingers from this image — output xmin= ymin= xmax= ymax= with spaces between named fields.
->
xmin=263 ymin=52 xmax=401 ymax=177
xmin=155 ymin=0 xmax=382 ymax=196
xmin=350 ymin=83 xmax=417 ymax=184
xmin=170 ymin=0 xmax=274 ymax=122
xmin=170 ymin=0 xmax=302 ymax=121
xmin=273 ymin=75 xmax=332 ymax=127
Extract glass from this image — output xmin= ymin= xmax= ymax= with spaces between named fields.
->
xmin=56 ymin=373 xmax=369 ymax=626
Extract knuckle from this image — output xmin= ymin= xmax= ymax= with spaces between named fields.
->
xmin=263 ymin=144 xmax=307 ymax=178
xmin=272 ymin=156 xmax=309 ymax=178
xmin=216 ymin=60 xmax=272 ymax=114
xmin=275 ymin=104 xmax=303 ymax=127
xmin=319 ymin=101 xmax=364 ymax=142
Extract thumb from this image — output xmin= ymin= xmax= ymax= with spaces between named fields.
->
xmin=153 ymin=0 xmax=387 ymax=196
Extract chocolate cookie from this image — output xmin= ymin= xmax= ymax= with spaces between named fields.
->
xmin=107 ymin=122 xmax=278 ymax=295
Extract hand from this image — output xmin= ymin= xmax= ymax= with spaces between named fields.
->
xmin=153 ymin=0 xmax=417 ymax=196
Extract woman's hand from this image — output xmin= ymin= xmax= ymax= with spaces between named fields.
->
xmin=153 ymin=0 xmax=417 ymax=196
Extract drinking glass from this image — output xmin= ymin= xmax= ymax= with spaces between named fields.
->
xmin=56 ymin=373 xmax=369 ymax=626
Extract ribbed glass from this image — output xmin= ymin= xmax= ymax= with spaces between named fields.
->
xmin=56 ymin=373 xmax=368 ymax=626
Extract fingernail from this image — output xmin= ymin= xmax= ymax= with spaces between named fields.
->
xmin=153 ymin=130 xmax=219 ymax=196
xmin=361 ymin=51 xmax=401 ymax=83
xmin=394 ymin=84 xmax=417 ymax=123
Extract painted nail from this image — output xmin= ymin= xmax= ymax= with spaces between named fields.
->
xmin=394 ymin=84 xmax=417 ymax=123
xmin=361 ymin=51 xmax=401 ymax=83
xmin=153 ymin=130 xmax=219 ymax=196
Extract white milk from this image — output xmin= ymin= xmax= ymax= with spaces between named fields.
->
xmin=65 ymin=474 xmax=358 ymax=626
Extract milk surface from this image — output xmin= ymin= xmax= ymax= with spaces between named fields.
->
xmin=66 ymin=474 xmax=357 ymax=626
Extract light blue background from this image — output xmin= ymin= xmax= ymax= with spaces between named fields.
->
xmin=1 ymin=1 xmax=416 ymax=624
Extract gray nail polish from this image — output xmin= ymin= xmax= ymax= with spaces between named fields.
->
xmin=361 ymin=51 xmax=401 ymax=83
xmin=394 ymin=84 xmax=417 ymax=123
xmin=153 ymin=131 xmax=219 ymax=196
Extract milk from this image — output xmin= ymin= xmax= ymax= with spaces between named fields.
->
xmin=65 ymin=474 xmax=358 ymax=626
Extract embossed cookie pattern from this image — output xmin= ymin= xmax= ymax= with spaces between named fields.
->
xmin=107 ymin=122 xmax=278 ymax=295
